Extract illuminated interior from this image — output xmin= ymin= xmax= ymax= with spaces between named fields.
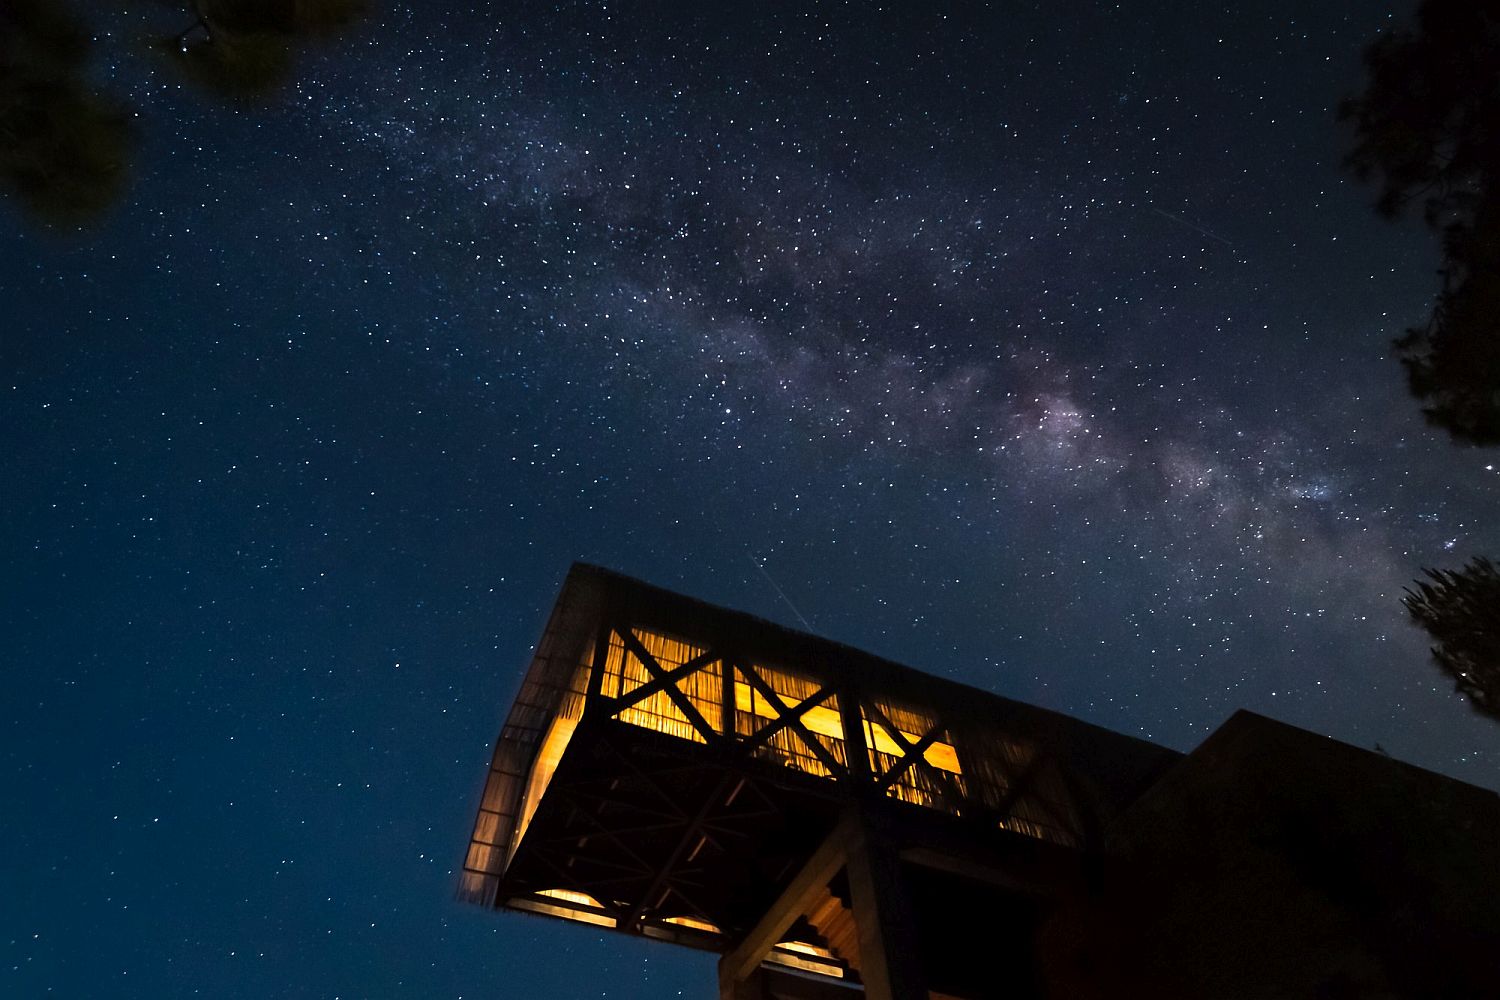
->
xmin=861 ymin=697 xmax=965 ymax=810
xmin=511 ymin=889 xmax=617 ymax=929
xmin=595 ymin=626 xmax=854 ymax=778
xmin=499 ymin=622 xmax=1074 ymax=884
xmin=464 ymin=563 xmax=1104 ymax=981
xmin=601 ymin=629 xmax=721 ymax=742
xmin=661 ymin=915 xmax=723 ymax=934
xmin=538 ymin=888 xmax=608 ymax=908
xmin=510 ymin=659 xmax=592 ymax=863
xmin=767 ymin=941 xmax=847 ymax=978
xmin=593 ymin=627 xmax=986 ymax=809
xmin=733 ymin=663 xmax=847 ymax=778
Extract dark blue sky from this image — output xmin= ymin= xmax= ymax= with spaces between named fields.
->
xmin=5 ymin=2 xmax=1498 ymax=996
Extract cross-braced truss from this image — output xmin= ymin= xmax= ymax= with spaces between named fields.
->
xmin=463 ymin=566 xmax=1182 ymax=997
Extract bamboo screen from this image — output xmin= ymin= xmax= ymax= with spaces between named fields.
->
xmin=601 ymin=629 xmax=720 ymax=742
xmin=460 ymin=588 xmax=598 ymax=906
xmin=734 ymin=664 xmax=847 ymax=779
xmin=859 ymin=697 xmax=1079 ymax=845
xmin=860 ymin=696 xmax=966 ymax=810
xmin=467 ymin=567 xmax=1097 ymax=921
xmin=512 ymin=659 xmax=592 ymax=859
xmin=598 ymin=628 xmax=848 ymax=779
xmin=595 ymin=628 xmax=1080 ymax=846
xmin=962 ymin=726 xmax=1081 ymax=846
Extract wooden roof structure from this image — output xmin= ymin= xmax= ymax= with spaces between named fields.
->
xmin=460 ymin=564 xmax=1179 ymax=997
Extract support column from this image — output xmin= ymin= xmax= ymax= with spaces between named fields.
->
xmin=719 ymin=815 xmax=855 ymax=994
xmin=844 ymin=812 xmax=926 ymax=1000
xmin=718 ymin=807 xmax=926 ymax=1000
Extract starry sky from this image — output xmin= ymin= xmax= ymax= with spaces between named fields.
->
xmin=5 ymin=2 xmax=1500 ymax=996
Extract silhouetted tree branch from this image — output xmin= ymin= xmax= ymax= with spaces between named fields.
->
xmin=1403 ymin=558 xmax=1500 ymax=722
xmin=0 ymin=0 xmax=369 ymax=228
xmin=1342 ymin=0 xmax=1500 ymax=446
xmin=158 ymin=0 xmax=368 ymax=101
xmin=1345 ymin=2 xmax=1500 ymax=727
xmin=0 ymin=0 xmax=132 ymax=225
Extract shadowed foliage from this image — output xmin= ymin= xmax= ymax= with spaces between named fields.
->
xmin=1341 ymin=0 xmax=1500 ymax=446
xmin=0 ymin=0 xmax=367 ymax=227
xmin=1403 ymin=558 xmax=1500 ymax=722
xmin=159 ymin=0 xmax=368 ymax=101
xmin=0 ymin=1 xmax=132 ymax=225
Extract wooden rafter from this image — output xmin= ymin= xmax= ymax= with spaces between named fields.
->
xmin=719 ymin=812 xmax=857 ymax=987
xmin=522 ymin=839 xmax=648 ymax=886
xmin=554 ymin=789 xmax=663 ymax=876
xmin=554 ymin=786 xmax=684 ymax=825
xmin=594 ymin=729 xmax=693 ymax=818
xmin=623 ymin=773 xmax=741 ymax=929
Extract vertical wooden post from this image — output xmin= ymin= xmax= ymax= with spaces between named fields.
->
xmin=838 ymin=672 xmax=872 ymax=787
xmin=834 ymin=669 xmax=924 ymax=997
xmin=718 ymin=815 xmax=856 ymax=992
xmin=845 ymin=812 xmax=926 ymax=1000
xmin=722 ymin=658 xmax=738 ymax=741
xmin=585 ymin=616 xmax=611 ymax=703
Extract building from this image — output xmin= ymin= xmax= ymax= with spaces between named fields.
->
xmin=459 ymin=564 xmax=1500 ymax=999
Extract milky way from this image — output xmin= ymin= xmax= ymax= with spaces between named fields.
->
xmin=5 ymin=2 xmax=1499 ymax=997
xmin=305 ymin=5 xmax=1499 ymax=736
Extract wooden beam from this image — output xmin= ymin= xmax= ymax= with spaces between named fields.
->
xmin=623 ymin=773 xmax=739 ymax=929
xmin=721 ymin=656 xmax=739 ymax=743
xmin=585 ymin=617 xmax=611 ymax=701
xmin=741 ymin=684 xmax=838 ymax=754
xmin=844 ymin=813 xmax=926 ymax=1000
xmin=619 ymin=628 xmax=723 ymax=744
xmin=735 ymin=663 xmax=846 ymax=776
xmin=862 ymin=700 xmax=959 ymax=803
xmin=611 ymin=648 xmax=720 ymax=711
xmin=719 ymin=813 xmax=857 ymax=987
xmin=837 ymin=679 xmax=872 ymax=784
xmin=874 ymin=723 xmax=945 ymax=793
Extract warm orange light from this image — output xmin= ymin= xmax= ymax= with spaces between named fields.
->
xmin=661 ymin=915 xmax=723 ymax=934
xmin=864 ymin=718 xmax=961 ymax=773
xmin=511 ymin=660 xmax=591 ymax=861
xmin=537 ymin=888 xmax=607 ymax=908
xmin=733 ymin=680 xmax=845 ymax=740
xmin=602 ymin=629 xmax=719 ymax=743
xmin=776 ymin=941 xmax=837 ymax=958
xmin=597 ymin=631 xmax=971 ymax=808
xmin=766 ymin=946 xmax=846 ymax=977
xmin=510 ymin=897 xmax=616 ymax=928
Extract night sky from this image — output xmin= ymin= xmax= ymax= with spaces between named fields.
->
xmin=6 ymin=2 xmax=1500 ymax=996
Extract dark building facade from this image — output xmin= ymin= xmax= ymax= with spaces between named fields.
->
xmin=460 ymin=564 xmax=1500 ymax=999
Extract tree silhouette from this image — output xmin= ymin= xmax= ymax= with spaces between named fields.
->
xmin=0 ymin=0 xmax=368 ymax=227
xmin=159 ymin=0 xmax=368 ymax=101
xmin=1404 ymin=558 xmax=1500 ymax=722
xmin=0 ymin=1 xmax=132 ymax=225
xmin=1345 ymin=1 xmax=1500 ymax=728
xmin=1341 ymin=0 xmax=1500 ymax=446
